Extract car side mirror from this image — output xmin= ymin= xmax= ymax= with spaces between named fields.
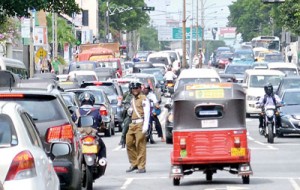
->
xmin=49 ymin=142 xmax=71 ymax=159
xmin=68 ymin=105 xmax=78 ymax=115
xmin=241 ymin=83 xmax=247 ymax=88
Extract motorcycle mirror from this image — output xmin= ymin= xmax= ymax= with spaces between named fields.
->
xmin=49 ymin=142 xmax=71 ymax=159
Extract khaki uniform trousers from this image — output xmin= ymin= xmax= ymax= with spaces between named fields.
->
xmin=126 ymin=122 xmax=147 ymax=169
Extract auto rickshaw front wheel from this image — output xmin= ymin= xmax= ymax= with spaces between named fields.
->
xmin=242 ymin=175 xmax=250 ymax=184
xmin=206 ymin=171 xmax=213 ymax=181
xmin=173 ymin=178 xmax=180 ymax=186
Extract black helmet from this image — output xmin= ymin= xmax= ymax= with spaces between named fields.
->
xmin=144 ymin=83 xmax=151 ymax=90
xmin=264 ymin=83 xmax=273 ymax=96
xmin=79 ymin=92 xmax=95 ymax=106
xmin=129 ymin=82 xmax=142 ymax=89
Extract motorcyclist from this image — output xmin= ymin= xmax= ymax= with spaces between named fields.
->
xmin=143 ymin=84 xmax=165 ymax=143
xmin=118 ymin=83 xmax=133 ymax=148
xmin=257 ymin=83 xmax=282 ymax=135
xmin=72 ymin=92 xmax=107 ymax=158
xmin=163 ymin=67 xmax=177 ymax=83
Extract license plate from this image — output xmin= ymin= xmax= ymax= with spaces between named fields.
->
xmin=82 ymin=145 xmax=98 ymax=154
xmin=201 ymin=119 xmax=218 ymax=128
xmin=231 ymin=148 xmax=246 ymax=156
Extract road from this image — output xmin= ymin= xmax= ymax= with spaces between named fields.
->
xmin=90 ymin=99 xmax=300 ymax=190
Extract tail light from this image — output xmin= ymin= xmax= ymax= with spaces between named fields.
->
xmin=234 ymin=137 xmax=241 ymax=147
xmin=5 ymin=150 xmax=36 ymax=181
xmin=54 ymin=166 xmax=69 ymax=173
xmin=180 ymin=138 xmax=186 ymax=149
xmin=82 ymin=136 xmax=97 ymax=145
xmin=46 ymin=123 xmax=74 ymax=143
xmin=117 ymin=96 xmax=123 ymax=106
xmin=100 ymin=106 xmax=108 ymax=116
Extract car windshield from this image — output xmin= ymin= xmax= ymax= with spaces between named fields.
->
xmin=69 ymin=63 xmax=95 ymax=72
xmin=98 ymin=61 xmax=118 ymax=69
xmin=271 ymin=68 xmax=298 ymax=76
xmin=6 ymin=99 xmax=66 ymax=122
xmin=149 ymin=57 xmax=168 ymax=65
xmin=279 ymin=79 xmax=300 ymax=94
xmin=264 ymin=54 xmax=284 ymax=62
xmin=75 ymin=75 xmax=97 ymax=82
xmin=140 ymin=70 xmax=164 ymax=80
xmin=178 ymin=78 xmax=220 ymax=87
xmin=74 ymin=91 xmax=105 ymax=105
xmin=0 ymin=114 xmax=15 ymax=146
xmin=282 ymin=91 xmax=300 ymax=105
xmin=225 ymin=65 xmax=251 ymax=74
xmin=249 ymin=75 xmax=282 ymax=88
xmin=219 ymin=53 xmax=233 ymax=59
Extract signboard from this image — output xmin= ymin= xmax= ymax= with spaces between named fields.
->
xmin=36 ymin=47 xmax=47 ymax=58
xmin=172 ymin=27 xmax=202 ymax=40
xmin=219 ymin=27 xmax=236 ymax=39
xmin=21 ymin=18 xmax=30 ymax=38
xmin=34 ymin=26 xmax=48 ymax=46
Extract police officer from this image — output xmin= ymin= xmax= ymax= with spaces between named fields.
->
xmin=126 ymin=82 xmax=150 ymax=173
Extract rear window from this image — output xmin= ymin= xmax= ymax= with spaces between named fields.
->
xmin=0 ymin=114 xmax=17 ymax=147
xmin=178 ymin=78 xmax=220 ymax=87
xmin=87 ymin=85 xmax=117 ymax=96
xmin=72 ymin=90 xmax=105 ymax=104
xmin=98 ymin=61 xmax=118 ymax=69
xmin=69 ymin=63 xmax=95 ymax=72
xmin=0 ymin=98 xmax=66 ymax=122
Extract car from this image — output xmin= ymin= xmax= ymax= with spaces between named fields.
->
xmin=160 ymin=50 xmax=181 ymax=71
xmin=123 ymin=61 xmax=134 ymax=76
xmin=67 ymin=70 xmax=98 ymax=83
xmin=224 ymin=64 xmax=252 ymax=83
xmin=60 ymin=91 xmax=81 ymax=115
xmin=112 ymin=78 xmax=132 ymax=93
xmin=251 ymin=62 xmax=269 ymax=70
xmin=0 ymin=102 xmax=70 ymax=190
xmin=65 ymin=88 xmax=115 ymax=136
xmin=123 ymin=73 xmax=162 ymax=103
xmin=132 ymin=62 xmax=154 ymax=73
xmin=278 ymin=89 xmax=300 ymax=136
xmin=242 ymin=69 xmax=285 ymax=117
xmin=268 ymin=62 xmax=299 ymax=76
xmin=97 ymin=58 xmax=123 ymax=78
xmin=67 ymin=60 xmax=99 ymax=73
xmin=147 ymin=52 xmax=173 ymax=67
xmin=164 ymin=99 xmax=173 ymax=144
xmin=94 ymin=67 xmax=117 ymax=81
xmin=140 ymin=68 xmax=165 ymax=92
xmin=216 ymin=52 xmax=234 ymax=69
xmin=133 ymin=51 xmax=153 ymax=62
xmin=276 ymin=76 xmax=300 ymax=97
xmin=81 ymin=81 xmax=124 ymax=131
xmin=0 ymin=88 xmax=82 ymax=190
xmin=174 ymin=68 xmax=221 ymax=91
xmin=264 ymin=53 xmax=284 ymax=63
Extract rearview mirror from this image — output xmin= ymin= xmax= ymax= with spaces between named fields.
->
xmin=241 ymin=83 xmax=247 ymax=88
xmin=49 ymin=142 xmax=71 ymax=158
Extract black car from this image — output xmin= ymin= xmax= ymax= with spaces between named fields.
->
xmin=224 ymin=64 xmax=252 ymax=83
xmin=275 ymin=76 xmax=300 ymax=97
xmin=66 ymin=88 xmax=115 ymax=137
xmin=278 ymin=89 xmax=300 ymax=136
xmin=0 ymin=88 xmax=82 ymax=190
xmin=81 ymin=81 xmax=124 ymax=132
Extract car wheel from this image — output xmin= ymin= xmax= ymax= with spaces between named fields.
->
xmin=111 ymin=123 xmax=115 ymax=136
xmin=166 ymin=137 xmax=173 ymax=144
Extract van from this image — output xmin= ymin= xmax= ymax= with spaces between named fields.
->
xmin=242 ymin=69 xmax=285 ymax=116
xmin=68 ymin=61 xmax=99 ymax=73
xmin=147 ymin=52 xmax=173 ymax=66
xmin=268 ymin=62 xmax=299 ymax=76
xmin=97 ymin=58 xmax=123 ymax=77
xmin=174 ymin=68 xmax=221 ymax=91
xmin=0 ymin=57 xmax=28 ymax=79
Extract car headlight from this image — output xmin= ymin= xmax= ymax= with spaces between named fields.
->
xmin=292 ymin=115 xmax=300 ymax=120
xmin=167 ymin=114 xmax=173 ymax=123
xmin=247 ymin=95 xmax=259 ymax=101
xmin=266 ymin=110 xmax=274 ymax=117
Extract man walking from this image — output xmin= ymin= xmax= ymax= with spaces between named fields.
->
xmin=51 ymin=56 xmax=60 ymax=74
xmin=126 ymin=82 xmax=150 ymax=173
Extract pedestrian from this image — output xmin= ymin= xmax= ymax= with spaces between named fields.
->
xmin=41 ymin=58 xmax=48 ymax=73
xmin=287 ymin=48 xmax=293 ymax=63
xmin=125 ymin=82 xmax=150 ymax=174
xmin=47 ymin=59 xmax=52 ymax=72
xmin=51 ymin=56 xmax=60 ymax=74
xmin=142 ymin=84 xmax=165 ymax=143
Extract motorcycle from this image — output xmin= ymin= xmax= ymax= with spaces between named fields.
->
xmin=164 ymin=80 xmax=175 ymax=97
xmin=77 ymin=116 xmax=107 ymax=190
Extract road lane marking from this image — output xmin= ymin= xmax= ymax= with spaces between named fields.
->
xmin=120 ymin=178 xmax=133 ymax=189
xmin=289 ymin=178 xmax=300 ymax=190
xmin=247 ymin=136 xmax=254 ymax=141
xmin=113 ymin=146 xmax=123 ymax=151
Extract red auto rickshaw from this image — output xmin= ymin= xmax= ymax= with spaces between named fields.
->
xmin=170 ymin=83 xmax=252 ymax=186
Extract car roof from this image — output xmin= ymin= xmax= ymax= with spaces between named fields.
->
xmin=178 ymin=68 xmax=220 ymax=79
xmin=245 ymin=69 xmax=285 ymax=75
xmin=283 ymin=88 xmax=300 ymax=92
xmin=0 ymin=87 xmax=58 ymax=96
xmin=68 ymin=70 xmax=97 ymax=75
xmin=268 ymin=62 xmax=297 ymax=68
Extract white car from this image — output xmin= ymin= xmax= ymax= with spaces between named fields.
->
xmin=0 ymin=102 xmax=70 ymax=190
xmin=67 ymin=70 xmax=98 ymax=82
xmin=242 ymin=69 xmax=285 ymax=116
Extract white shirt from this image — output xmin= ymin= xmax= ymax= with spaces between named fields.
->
xmin=258 ymin=94 xmax=281 ymax=107
xmin=164 ymin=71 xmax=177 ymax=81
xmin=146 ymin=92 xmax=158 ymax=107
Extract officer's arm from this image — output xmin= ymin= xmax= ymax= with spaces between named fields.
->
xmin=142 ymin=99 xmax=151 ymax=134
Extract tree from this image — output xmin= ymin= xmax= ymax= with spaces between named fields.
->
xmin=228 ymin=0 xmax=274 ymax=41
xmin=278 ymin=0 xmax=300 ymax=35
xmin=46 ymin=14 xmax=76 ymax=52
xmin=139 ymin=25 xmax=160 ymax=51
xmin=0 ymin=17 xmax=20 ymax=45
xmin=0 ymin=0 xmax=80 ymax=23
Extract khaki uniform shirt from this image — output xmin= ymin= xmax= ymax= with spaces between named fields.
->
xmin=132 ymin=94 xmax=147 ymax=120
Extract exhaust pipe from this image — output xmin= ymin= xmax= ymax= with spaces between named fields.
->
xmin=99 ymin=158 xmax=107 ymax=166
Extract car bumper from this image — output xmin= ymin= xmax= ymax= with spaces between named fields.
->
xmin=53 ymin=160 xmax=81 ymax=189
xmin=278 ymin=118 xmax=300 ymax=134
xmin=246 ymin=100 xmax=261 ymax=114
xmin=4 ymin=176 xmax=60 ymax=190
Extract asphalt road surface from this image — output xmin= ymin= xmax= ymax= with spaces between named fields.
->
xmin=91 ymin=102 xmax=300 ymax=190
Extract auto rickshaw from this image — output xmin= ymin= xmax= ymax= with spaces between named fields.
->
xmin=170 ymin=83 xmax=252 ymax=186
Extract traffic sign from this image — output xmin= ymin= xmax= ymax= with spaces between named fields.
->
xmin=36 ymin=47 xmax=47 ymax=58
xmin=172 ymin=27 xmax=202 ymax=40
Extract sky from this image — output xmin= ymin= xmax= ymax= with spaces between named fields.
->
xmin=145 ymin=0 xmax=233 ymax=29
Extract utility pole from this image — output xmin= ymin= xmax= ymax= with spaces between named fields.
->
xmin=200 ymin=0 xmax=204 ymax=68
xmin=189 ymin=0 xmax=193 ymax=68
xmin=54 ymin=13 xmax=58 ymax=58
xmin=52 ymin=5 xmax=55 ymax=60
xmin=106 ymin=1 xmax=110 ymax=42
xmin=182 ymin=0 xmax=187 ymax=69
xmin=29 ymin=10 xmax=34 ymax=77
xmin=195 ymin=0 xmax=199 ymax=58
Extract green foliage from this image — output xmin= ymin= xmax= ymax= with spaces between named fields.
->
xmin=278 ymin=0 xmax=300 ymax=35
xmin=0 ymin=17 xmax=20 ymax=44
xmin=228 ymin=0 xmax=274 ymax=41
xmin=0 ymin=0 xmax=80 ymax=23
xmin=138 ymin=25 xmax=160 ymax=51
xmin=46 ymin=14 xmax=76 ymax=47
xmin=57 ymin=55 xmax=66 ymax=65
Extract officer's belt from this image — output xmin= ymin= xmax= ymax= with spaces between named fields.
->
xmin=131 ymin=118 xmax=144 ymax=124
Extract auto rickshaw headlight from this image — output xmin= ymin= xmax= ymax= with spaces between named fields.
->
xmin=167 ymin=114 xmax=174 ymax=123
xmin=234 ymin=137 xmax=241 ymax=148
xmin=180 ymin=138 xmax=186 ymax=149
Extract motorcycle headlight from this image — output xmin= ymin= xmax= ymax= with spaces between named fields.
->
xmin=167 ymin=114 xmax=173 ymax=123
xmin=247 ymin=95 xmax=258 ymax=101
xmin=266 ymin=110 xmax=274 ymax=117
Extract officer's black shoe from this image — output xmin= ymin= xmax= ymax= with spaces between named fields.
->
xmin=126 ymin=166 xmax=138 ymax=173
xmin=150 ymin=140 xmax=156 ymax=144
xmin=121 ymin=143 xmax=126 ymax=149
xmin=259 ymin=127 xmax=264 ymax=135
xmin=136 ymin=168 xmax=146 ymax=173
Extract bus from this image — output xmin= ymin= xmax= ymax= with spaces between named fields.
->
xmin=251 ymin=36 xmax=280 ymax=52
xmin=0 ymin=57 xmax=28 ymax=79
